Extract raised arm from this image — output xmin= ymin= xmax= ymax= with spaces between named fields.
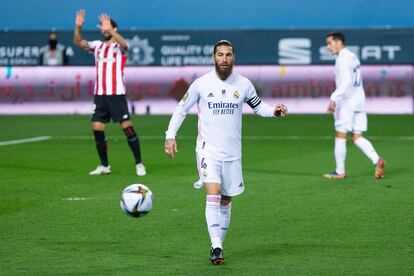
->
xmin=73 ymin=9 xmax=90 ymax=52
xmin=98 ymin=13 xmax=128 ymax=52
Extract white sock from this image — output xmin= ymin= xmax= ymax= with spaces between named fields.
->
xmin=335 ymin=137 xmax=347 ymax=174
xmin=220 ymin=203 xmax=232 ymax=243
xmin=205 ymin=195 xmax=222 ymax=249
xmin=354 ymin=137 xmax=380 ymax=165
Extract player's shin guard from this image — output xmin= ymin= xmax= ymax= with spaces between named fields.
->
xmin=206 ymin=195 xmax=222 ymax=249
xmin=354 ymin=137 xmax=380 ymax=165
xmin=220 ymin=203 xmax=231 ymax=243
xmin=334 ymin=137 xmax=347 ymax=174
xmin=93 ymin=130 xmax=109 ymax=166
xmin=123 ymin=126 xmax=142 ymax=164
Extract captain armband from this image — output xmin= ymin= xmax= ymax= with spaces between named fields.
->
xmin=247 ymin=96 xmax=262 ymax=109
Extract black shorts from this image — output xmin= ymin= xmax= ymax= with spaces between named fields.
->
xmin=91 ymin=95 xmax=131 ymax=123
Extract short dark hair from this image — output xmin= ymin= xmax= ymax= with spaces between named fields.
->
xmin=213 ymin=40 xmax=234 ymax=54
xmin=326 ymin=32 xmax=345 ymax=44
xmin=110 ymin=18 xmax=118 ymax=29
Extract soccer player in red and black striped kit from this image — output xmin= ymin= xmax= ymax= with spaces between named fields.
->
xmin=74 ymin=10 xmax=146 ymax=176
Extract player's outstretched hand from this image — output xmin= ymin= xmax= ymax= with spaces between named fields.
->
xmin=98 ymin=13 xmax=113 ymax=33
xmin=164 ymin=139 xmax=178 ymax=159
xmin=75 ymin=9 xmax=85 ymax=27
xmin=275 ymin=103 xmax=288 ymax=117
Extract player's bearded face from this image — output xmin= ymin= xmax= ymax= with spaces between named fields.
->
xmin=213 ymin=46 xmax=235 ymax=80
xmin=102 ymin=32 xmax=112 ymax=41
xmin=101 ymin=25 xmax=116 ymax=41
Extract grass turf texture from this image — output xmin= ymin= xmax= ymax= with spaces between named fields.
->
xmin=0 ymin=114 xmax=413 ymax=275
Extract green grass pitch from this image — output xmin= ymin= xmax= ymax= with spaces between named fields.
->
xmin=0 ymin=114 xmax=413 ymax=275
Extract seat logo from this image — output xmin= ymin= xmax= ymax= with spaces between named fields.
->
xmin=278 ymin=38 xmax=311 ymax=64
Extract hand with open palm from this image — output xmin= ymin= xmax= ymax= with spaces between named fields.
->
xmin=75 ymin=9 xmax=85 ymax=28
xmin=98 ymin=13 xmax=114 ymax=33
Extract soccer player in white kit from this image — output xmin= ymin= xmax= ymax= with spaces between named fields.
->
xmin=323 ymin=32 xmax=385 ymax=180
xmin=164 ymin=40 xmax=288 ymax=265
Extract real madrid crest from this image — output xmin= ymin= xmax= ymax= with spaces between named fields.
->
xmin=233 ymin=91 xmax=240 ymax=99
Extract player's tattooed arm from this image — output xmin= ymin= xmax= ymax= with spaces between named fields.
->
xmin=73 ymin=9 xmax=90 ymax=52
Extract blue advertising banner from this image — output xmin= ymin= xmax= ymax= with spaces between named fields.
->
xmin=0 ymin=29 xmax=413 ymax=66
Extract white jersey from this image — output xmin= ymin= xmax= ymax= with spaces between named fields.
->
xmin=331 ymin=48 xmax=366 ymax=111
xmin=165 ymin=70 xmax=275 ymax=161
xmin=87 ymin=40 xmax=128 ymax=96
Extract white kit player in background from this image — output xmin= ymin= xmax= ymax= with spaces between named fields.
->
xmin=324 ymin=32 xmax=385 ymax=180
xmin=164 ymin=40 xmax=288 ymax=265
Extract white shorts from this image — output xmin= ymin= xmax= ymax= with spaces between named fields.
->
xmin=196 ymin=148 xmax=244 ymax=197
xmin=334 ymin=107 xmax=367 ymax=134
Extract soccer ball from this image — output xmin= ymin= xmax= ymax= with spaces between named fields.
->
xmin=120 ymin=184 xmax=154 ymax=217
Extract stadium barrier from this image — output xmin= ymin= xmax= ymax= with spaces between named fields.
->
xmin=0 ymin=66 xmax=412 ymax=114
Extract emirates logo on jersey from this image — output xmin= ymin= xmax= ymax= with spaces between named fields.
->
xmin=208 ymin=101 xmax=239 ymax=115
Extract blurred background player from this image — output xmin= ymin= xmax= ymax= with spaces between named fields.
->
xmin=40 ymin=31 xmax=70 ymax=66
xmin=323 ymin=32 xmax=385 ymax=180
xmin=164 ymin=40 xmax=288 ymax=265
xmin=73 ymin=10 xmax=146 ymax=176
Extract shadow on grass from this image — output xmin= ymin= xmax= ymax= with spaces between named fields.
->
xmin=228 ymin=241 xmax=364 ymax=262
xmin=0 ymin=163 xmax=71 ymax=173
xmin=244 ymin=167 xmax=320 ymax=177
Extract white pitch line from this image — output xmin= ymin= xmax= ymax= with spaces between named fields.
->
xmin=51 ymin=135 xmax=414 ymax=141
xmin=0 ymin=136 xmax=52 ymax=147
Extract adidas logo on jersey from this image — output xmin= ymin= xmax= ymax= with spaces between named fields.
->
xmin=207 ymin=93 xmax=215 ymax=97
